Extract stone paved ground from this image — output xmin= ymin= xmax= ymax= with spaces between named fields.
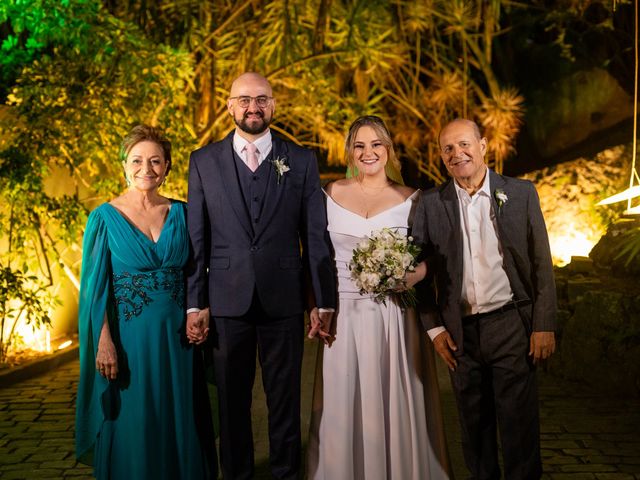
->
xmin=1 ymin=340 xmax=639 ymax=479
xmin=537 ymin=373 xmax=640 ymax=479
xmin=0 ymin=360 xmax=94 ymax=479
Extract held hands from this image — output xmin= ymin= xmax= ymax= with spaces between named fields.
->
xmin=187 ymin=308 xmax=210 ymax=345
xmin=432 ymin=330 xmax=458 ymax=371
xmin=307 ymin=307 xmax=334 ymax=345
xmin=529 ymin=331 xmax=555 ymax=364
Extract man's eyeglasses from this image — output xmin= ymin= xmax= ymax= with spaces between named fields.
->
xmin=229 ymin=96 xmax=273 ymax=109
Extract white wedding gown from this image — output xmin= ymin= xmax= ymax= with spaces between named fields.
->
xmin=307 ymin=192 xmax=451 ymax=480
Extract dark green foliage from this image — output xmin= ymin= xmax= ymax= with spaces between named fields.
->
xmin=0 ymin=0 xmax=194 ymax=360
xmin=0 ymin=0 xmax=98 ymax=99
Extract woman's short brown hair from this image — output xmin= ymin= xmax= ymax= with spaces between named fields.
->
xmin=119 ymin=124 xmax=172 ymax=175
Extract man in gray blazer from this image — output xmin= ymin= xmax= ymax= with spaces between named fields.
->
xmin=412 ymin=119 xmax=556 ymax=479
xmin=185 ymin=72 xmax=336 ymax=480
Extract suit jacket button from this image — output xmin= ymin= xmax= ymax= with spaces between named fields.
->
xmin=250 ymin=246 xmax=258 ymax=252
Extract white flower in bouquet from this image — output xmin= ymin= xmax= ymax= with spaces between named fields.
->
xmin=372 ymin=247 xmax=387 ymax=263
xmin=359 ymin=271 xmax=381 ymax=291
xmin=349 ymin=227 xmax=421 ymax=308
xmin=402 ymin=252 xmax=414 ymax=269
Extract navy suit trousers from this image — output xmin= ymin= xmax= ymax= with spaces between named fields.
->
xmin=210 ymin=291 xmax=304 ymax=480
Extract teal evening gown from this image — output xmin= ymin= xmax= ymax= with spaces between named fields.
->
xmin=75 ymin=201 xmax=215 ymax=479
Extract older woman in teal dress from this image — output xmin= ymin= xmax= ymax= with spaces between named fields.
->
xmin=75 ymin=125 xmax=216 ymax=479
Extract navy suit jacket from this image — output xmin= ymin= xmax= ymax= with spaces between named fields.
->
xmin=412 ymin=169 xmax=557 ymax=354
xmin=186 ymin=131 xmax=336 ymax=318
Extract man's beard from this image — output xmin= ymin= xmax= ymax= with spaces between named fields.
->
xmin=235 ymin=111 xmax=270 ymax=135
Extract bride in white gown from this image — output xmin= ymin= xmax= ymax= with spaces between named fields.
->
xmin=307 ymin=116 xmax=451 ymax=480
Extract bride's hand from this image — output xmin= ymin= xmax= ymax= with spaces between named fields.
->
xmin=308 ymin=308 xmax=335 ymax=345
xmin=307 ymin=307 xmax=322 ymax=339
xmin=403 ymin=261 xmax=427 ymax=290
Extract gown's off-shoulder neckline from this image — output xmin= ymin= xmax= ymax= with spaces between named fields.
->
xmin=323 ymin=189 xmax=419 ymax=220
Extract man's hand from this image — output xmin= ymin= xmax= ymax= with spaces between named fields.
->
xmin=529 ymin=331 xmax=555 ymax=365
xmin=187 ymin=308 xmax=210 ymax=345
xmin=308 ymin=308 xmax=334 ymax=345
xmin=432 ymin=330 xmax=458 ymax=371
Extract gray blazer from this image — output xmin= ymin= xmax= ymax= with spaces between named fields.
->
xmin=412 ymin=169 xmax=557 ymax=354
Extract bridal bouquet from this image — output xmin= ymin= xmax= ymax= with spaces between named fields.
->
xmin=349 ymin=227 xmax=421 ymax=308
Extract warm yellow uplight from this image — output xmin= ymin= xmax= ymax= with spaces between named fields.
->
xmin=548 ymin=225 xmax=598 ymax=267
xmin=57 ymin=339 xmax=73 ymax=350
xmin=1 ymin=297 xmax=54 ymax=356
xmin=12 ymin=321 xmax=52 ymax=353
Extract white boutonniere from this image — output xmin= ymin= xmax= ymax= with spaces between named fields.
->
xmin=494 ymin=188 xmax=508 ymax=212
xmin=271 ymin=156 xmax=290 ymax=184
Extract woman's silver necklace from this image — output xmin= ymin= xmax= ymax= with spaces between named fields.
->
xmin=358 ymin=180 xmax=390 ymax=218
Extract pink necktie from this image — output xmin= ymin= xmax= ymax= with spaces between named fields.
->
xmin=245 ymin=143 xmax=259 ymax=172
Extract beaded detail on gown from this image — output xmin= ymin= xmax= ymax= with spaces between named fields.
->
xmin=75 ymin=202 xmax=215 ymax=480
xmin=307 ymin=192 xmax=451 ymax=480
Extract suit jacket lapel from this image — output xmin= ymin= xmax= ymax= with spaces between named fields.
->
xmin=440 ymin=179 xmax=458 ymax=230
xmin=253 ymin=136 xmax=289 ymax=240
xmin=440 ymin=180 xmax=464 ymax=298
xmin=490 ymin=169 xmax=530 ymax=300
xmin=217 ymin=133 xmax=253 ymax=237
xmin=490 ymin=170 xmax=514 ymax=257
xmin=489 ymin=169 xmax=506 ymax=226
xmin=490 ymin=170 xmax=514 ymax=252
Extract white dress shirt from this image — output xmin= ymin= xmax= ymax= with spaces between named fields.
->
xmin=427 ymin=170 xmax=513 ymax=340
xmin=233 ymin=129 xmax=273 ymax=168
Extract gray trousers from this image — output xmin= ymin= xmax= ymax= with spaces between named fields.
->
xmin=450 ymin=308 xmax=541 ymax=480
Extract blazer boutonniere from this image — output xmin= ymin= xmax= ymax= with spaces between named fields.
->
xmin=271 ymin=156 xmax=290 ymax=184
xmin=494 ymin=188 xmax=508 ymax=212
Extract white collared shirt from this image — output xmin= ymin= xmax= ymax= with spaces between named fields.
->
xmin=427 ymin=169 xmax=513 ymax=340
xmin=233 ymin=129 xmax=273 ymax=168
xmin=455 ymin=169 xmax=513 ymax=317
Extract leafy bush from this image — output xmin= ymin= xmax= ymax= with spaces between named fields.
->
xmin=0 ymin=0 xmax=195 ymax=360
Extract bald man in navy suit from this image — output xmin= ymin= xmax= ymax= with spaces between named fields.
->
xmin=185 ymin=72 xmax=336 ymax=480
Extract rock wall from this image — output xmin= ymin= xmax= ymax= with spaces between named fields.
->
xmin=551 ymin=258 xmax=640 ymax=396
xmin=523 ymin=147 xmax=640 ymax=395
xmin=522 ymin=143 xmax=632 ymax=265
xmin=525 ymin=68 xmax=633 ymax=159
